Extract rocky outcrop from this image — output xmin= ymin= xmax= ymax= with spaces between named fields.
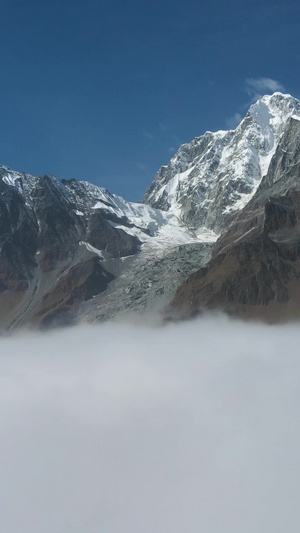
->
xmin=87 ymin=212 xmax=140 ymax=258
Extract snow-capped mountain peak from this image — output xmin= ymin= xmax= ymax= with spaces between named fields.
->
xmin=143 ymin=92 xmax=300 ymax=232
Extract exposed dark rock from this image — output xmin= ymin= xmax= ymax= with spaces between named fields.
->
xmin=0 ymin=179 xmax=39 ymax=292
xmin=168 ymin=192 xmax=300 ymax=322
xmin=87 ymin=212 xmax=140 ymax=257
xmin=32 ymin=258 xmax=114 ymax=327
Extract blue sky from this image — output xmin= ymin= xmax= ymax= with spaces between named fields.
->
xmin=1 ymin=0 xmax=300 ymax=200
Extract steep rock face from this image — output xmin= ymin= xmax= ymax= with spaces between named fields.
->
xmin=87 ymin=212 xmax=140 ymax=258
xmin=207 ymin=115 xmax=300 ymax=257
xmin=32 ymin=176 xmax=86 ymax=271
xmin=35 ymin=258 xmax=114 ymax=328
xmin=0 ymin=178 xmax=39 ymax=291
xmin=144 ymin=93 xmax=300 ymax=232
xmin=168 ymin=190 xmax=300 ymax=322
xmin=166 ymin=109 xmax=300 ymax=321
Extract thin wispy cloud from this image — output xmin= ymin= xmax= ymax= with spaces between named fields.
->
xmin=245 ymin=77 xmax=286 ymax=101
xmin=159 ymin=122 xmax=168 ymax=132
xmin=226 ymin=77 xmax=286 ymax=128
xmin=136 ymin=162 xmax=146 ymax=172
xmin=142 ymin=130 xmax=155 ymax=141
xmin=226 ymin=112 xmax=243 ymax=129
xmin=1 ymin=316 xmax=300 ymax=532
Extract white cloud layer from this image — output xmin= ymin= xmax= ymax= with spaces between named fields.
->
xmin=245 ymin=77 xmax=286 ymax=100
xmin=1 ymin=316 xmax=300 ymax=532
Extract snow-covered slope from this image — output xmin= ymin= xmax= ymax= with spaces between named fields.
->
xmin=0 ymin=163 xmax=219 ymax=253
xmin=143 ymin=93 xmax=300 ymax=232
xmin=62 ymin=178 xmax=217 ymax=248
xmin=0 ymin=165 xmax=216 ymax=253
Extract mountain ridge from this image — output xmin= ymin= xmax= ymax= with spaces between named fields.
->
xmin=143 ymin=92 xmax=300 ymax=231
xmin=1 ymin=91 xmax=300 ymax=329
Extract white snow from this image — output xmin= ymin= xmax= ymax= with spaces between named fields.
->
xmin=145 ymin=92 xmax=300 ymax=230
xmin=79 ymin=241 xmax=103 ymax=258
xmin=2 ymin=174 xmax=19 ymax=187
xmin=0 ymin=167 xmax=39 ymax=201
xmin=195 ymin=227 xmax=220 ymax=241
xmin=222 ymin=190 xmax=257 ymax=215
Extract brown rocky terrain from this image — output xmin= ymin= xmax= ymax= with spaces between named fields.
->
xmin=167 ymin=116 xmax=300 ymax=322
xmin=167 ymin=193 xmax=300 ymax=322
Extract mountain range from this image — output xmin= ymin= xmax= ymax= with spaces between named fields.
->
xmin=1 ymin=91 xmax=300 ymax=330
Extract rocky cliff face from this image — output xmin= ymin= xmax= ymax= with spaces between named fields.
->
xmin=0 ymin=170 xmax=123 ymax=328
xmin=144 ymin=93 xmax=300 ymax=232
xmin=167 ymin=114 xmax=300 ymax=322
xmin=1 ymin=92 xmax=300 ymax=329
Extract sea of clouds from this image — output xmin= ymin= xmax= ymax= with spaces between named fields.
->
xmin=0 ymin=314 xmax=299 ymax=532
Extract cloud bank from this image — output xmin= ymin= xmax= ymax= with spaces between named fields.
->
xmin=0 ymin=316 xmax=300 ymax=532
xmin=245 ymin=77 xmax=286 ymax=101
